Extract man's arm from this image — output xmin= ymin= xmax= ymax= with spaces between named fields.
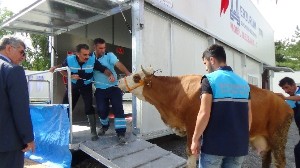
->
xmin=276 ymin=93 xmax=300 ymax=101
xmin=248 ymin=100 xmax=252 ymax=131
xmin=190 ymin=93 xmax=212 ymax=155
xmin=285 ymin=95 xmax=300 ymax=101
xmin=115 ymin=61 xmax=131 ymax=76
xmin=49 ymin=64 xmax=62 ymax=72
xmin=49 ymin=59 xmax=68 ymax=76
xmin=94 ymin=60 xmax=115 ymax=82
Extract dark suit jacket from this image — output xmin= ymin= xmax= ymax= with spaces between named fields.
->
xmin=0 ymin=56 xmax=34 ymax=152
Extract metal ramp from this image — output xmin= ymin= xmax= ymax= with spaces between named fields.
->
xmin=79 ymin=134 xmax=186 ymax=168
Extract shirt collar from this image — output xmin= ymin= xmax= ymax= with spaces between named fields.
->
xmin=296 ymin=86 xmax=300 ymax=94
xmin=0 ymin=54 xmax=11 ymax=63
xmin=217 ymin=66 xmax=233 ymax=71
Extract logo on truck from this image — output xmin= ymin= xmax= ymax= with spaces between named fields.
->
xmin=224 ymin=0 xmax=259 ymax=45
xmin=220 ymin=0 xmax=229 ymax=16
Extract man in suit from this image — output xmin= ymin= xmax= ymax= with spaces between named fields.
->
xmin=0 ymin=36 xmax=35 ymax=168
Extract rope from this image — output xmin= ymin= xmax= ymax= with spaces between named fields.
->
xmin=119 ymin=4 xmax=132 ymax=35
xmin=80 ymin=78 xmax=119 ymax=87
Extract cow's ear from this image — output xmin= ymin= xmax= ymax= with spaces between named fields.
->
xmin=133 ymin=74 xmax=141 ymax=83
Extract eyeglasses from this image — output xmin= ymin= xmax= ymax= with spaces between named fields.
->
xmin=12 ymin=46 xmax=26 ymax=57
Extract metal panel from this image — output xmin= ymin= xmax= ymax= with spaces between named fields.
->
xmin=137 ymin=8 xmax=172 ymax=137
xmin=145 ymin=0 xmax=275 ymax=66
xmin=0 ymin=0 xmax=131 ymax=35
xmin=223 ymin=46 xmax=235 ymax=68
xmin=171 ymin=22 xmax=207 ymax=76
xmin=233 ymin=51 xmax=243 ymax=77
xmin=246 ymin=57 xmax=262 ymax=87
xmin=131 ymin=0 xmax=144 ymax=136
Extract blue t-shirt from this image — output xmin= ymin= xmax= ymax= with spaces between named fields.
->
xmin=93 ymin=52 xmax=119 ymax=89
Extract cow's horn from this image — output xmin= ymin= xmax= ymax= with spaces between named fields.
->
xmin=141 ymin=65 xmax=151 ymax=76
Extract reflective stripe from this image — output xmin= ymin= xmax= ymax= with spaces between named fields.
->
xmin=114 ymin=118 xmax=126 ymax=129
xmin=69 ymin=67 xmax=94 ymax=70
xmin=100 ymin=117 xmax=109 ymax=126
xmin=213 ymin=98 xmax=249 ymax=102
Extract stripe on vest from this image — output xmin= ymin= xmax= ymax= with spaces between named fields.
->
xmin=213 ymin=98 xmax=249 ymax=102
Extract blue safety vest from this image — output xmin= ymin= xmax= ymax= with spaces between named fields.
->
xmin=67 ymin=55 xmax=95 ymax=85
xmin=201 ymin=66 xmax=250 ymax=156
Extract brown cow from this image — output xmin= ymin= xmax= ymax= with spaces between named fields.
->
xmin=118 ymin=66 xmax=293 ymax=168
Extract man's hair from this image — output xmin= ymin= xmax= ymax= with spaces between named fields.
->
xmin=202 ymin=44 xmax=226 ymax=63
xmin=279 ymin=77 xmax=295 ymax=87
xmin=93 ymin=38 xmax=106 ymax=45
xmin=76 ymin=44 xmax=89 ymax=53
xmin=0 ymin=36 xmax=26 ymax=50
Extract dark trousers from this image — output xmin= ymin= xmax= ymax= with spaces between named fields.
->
xmin=63 ymin=84 xmax=94 ymax=115
xmin=295 ymin=140 xmax=300 ymax=168
xmin=0 ymin=150 xmax=24 ymax=168
xmin=95 ymin=87 xmax=126 ymax=134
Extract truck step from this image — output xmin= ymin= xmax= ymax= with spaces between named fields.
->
xmin=79 ymin=134 xmax=186 ymax=168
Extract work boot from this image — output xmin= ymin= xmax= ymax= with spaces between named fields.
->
xmin=87 ymin=115 xmax=98 ymax=141
xmin=98 ymin=127 xmax=108 ymax=136
xmin=117 ymin=133 xmax=126 ymax=144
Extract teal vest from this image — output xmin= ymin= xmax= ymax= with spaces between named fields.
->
xmin=67 ymin=55 xmax=95 ymax=85
xmin=202 ymin=67 xmax=250 ymax=156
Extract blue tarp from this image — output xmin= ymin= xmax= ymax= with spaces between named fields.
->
xmin=25 ymin=104 xmax=71 ymax=168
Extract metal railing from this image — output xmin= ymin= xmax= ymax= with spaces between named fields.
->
xmin=26 ymin=67 xmax=74 ymax=144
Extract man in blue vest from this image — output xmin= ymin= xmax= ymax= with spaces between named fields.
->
xmin=191 ymin=44 xmax=252 ymax=168
xmin=50 ymin=44 xmax=114 ymax=141
xmin=278 ymin=77 xmax=300 ymax=168
xmin=92 ymin=38 xmax=131 ymax=144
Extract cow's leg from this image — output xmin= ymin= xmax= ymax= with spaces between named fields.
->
xmin=185 ymin=146 xmax=197 ymax=168
xmin=262 ymin=150 xmax=272 ymax=168
xmin=269 ymin=116 xmax=292 ymax=168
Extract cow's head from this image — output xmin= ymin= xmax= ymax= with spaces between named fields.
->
xmin=118 ymin=66 xmax=154 ymax=101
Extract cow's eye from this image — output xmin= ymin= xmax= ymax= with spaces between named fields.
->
xmin=133 ymin=74 xmax=141 ymax=83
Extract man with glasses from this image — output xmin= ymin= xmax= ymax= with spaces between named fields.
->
xmin=49 ymin=44 xmax=115 ymax=141
xmin=0 ymin=36 xmax=35 ymax=168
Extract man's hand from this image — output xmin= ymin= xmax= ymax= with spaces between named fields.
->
xmin=108 ymin=75 xmax=115 ymax=82
xmin=103 ymin=69 xmax=115 ymax=82
xmin=104 ymin=69 xmax=112 ymax=77
xmin=71 ymin=74 xmax=81 ymax=80
xmin=49 ymin=66 xmax=56 ymax=73
xmin=49 ymin=64 xmax=62 ymax=72
xmin=190 ymin=140 xmax=200 ymax=156
xmin=22 ymin=141 xmax=35 ymax=153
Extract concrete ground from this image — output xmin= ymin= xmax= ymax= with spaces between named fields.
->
xmin=68 ymin=120 xmax=299 ymax=168
xmin=24 ymin=158 xmax=47 ymax=168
